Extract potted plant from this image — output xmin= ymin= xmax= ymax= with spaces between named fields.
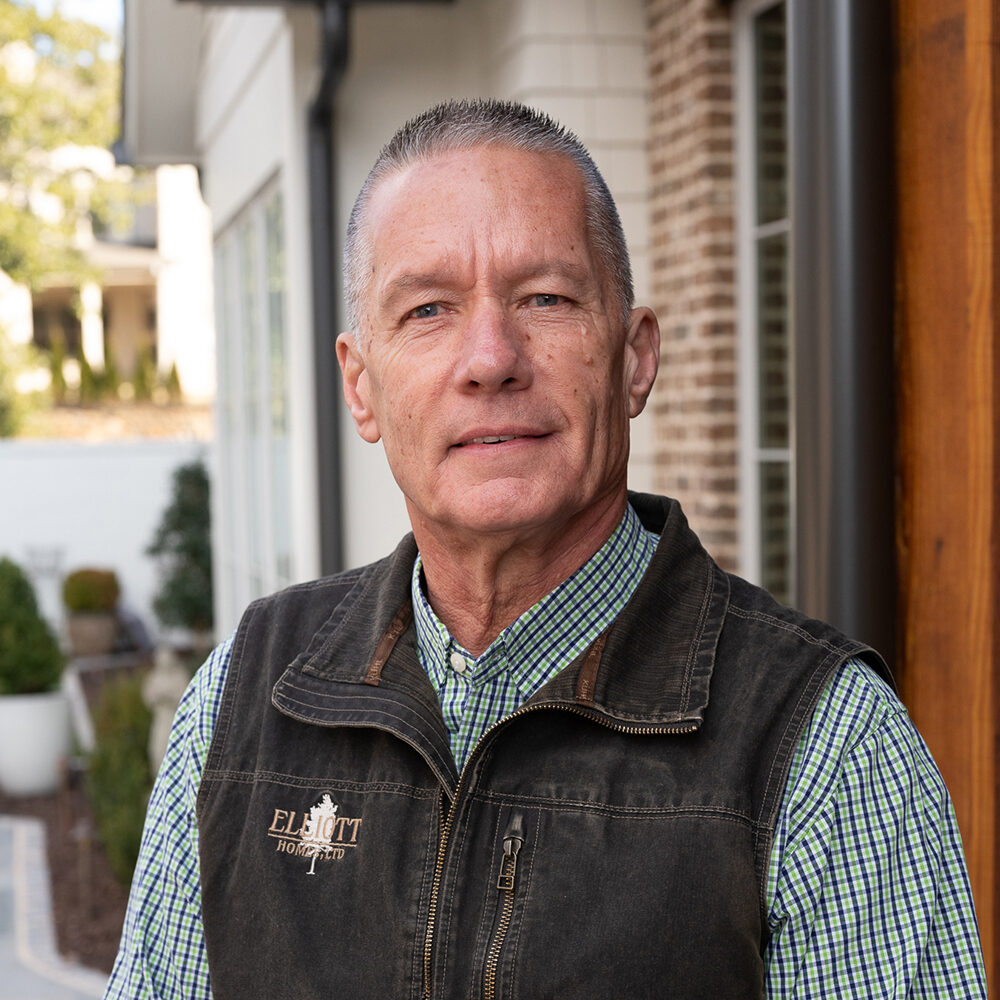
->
xmin=63 ymin=566 xmax=120 ymax=657
xmin=0 ymin=556 xmax=71 ymax=796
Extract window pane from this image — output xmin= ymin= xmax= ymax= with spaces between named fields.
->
xmin=754 ymin=3 xmax=787 ymax=226
xmin=266 ymin=193 xmax=287 ymax=436
xmin=757 ymin=231 xmax=789 ymax=449
xmin=759 ymin=460 xmax=791 ymax=604
xmin=238 ymin=217 xmax=263 ymax=593
xmin=265 ymin=191 xmax=292 ymax=586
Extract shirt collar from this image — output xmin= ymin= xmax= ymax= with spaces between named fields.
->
xmin=411 ymin=503 xmax=658 ymax=703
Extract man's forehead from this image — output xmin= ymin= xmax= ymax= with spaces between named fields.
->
xmin=369 ymin=155 xmax=593 ymax=291
xmin=367 ymin=145 xmax=586 ymax=225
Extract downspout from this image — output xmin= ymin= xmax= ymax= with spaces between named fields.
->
xmin=308 ymin=0 xmax=350 ymax=574
xmin=789 ymin=0 xmax=895 ymax=663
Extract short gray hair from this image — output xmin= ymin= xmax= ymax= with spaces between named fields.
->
xmin=343 ymin=98 xmax=634 ymax=334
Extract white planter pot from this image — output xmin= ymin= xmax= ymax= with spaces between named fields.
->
xmin=0 ymin=689 xmax=71 ymax=796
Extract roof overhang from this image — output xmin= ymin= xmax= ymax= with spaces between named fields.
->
xmin=119 ymin=0 xmax=203 ymax=167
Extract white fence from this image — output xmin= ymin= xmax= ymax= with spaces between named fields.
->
xmin=0 ymin=438 xmax=210 ymax=646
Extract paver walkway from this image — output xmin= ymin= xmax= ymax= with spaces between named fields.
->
xmin=0 ymin=817 xmax=107 ymax=1000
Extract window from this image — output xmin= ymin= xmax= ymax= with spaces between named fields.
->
xmin=736 ymin=0 xmax=793 ymax=604
xmin=213 ymin=179 xmax=292 ymax=622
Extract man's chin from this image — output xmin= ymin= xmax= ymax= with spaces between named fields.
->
xmin=410 ymin=485 xmax=573 ymax=542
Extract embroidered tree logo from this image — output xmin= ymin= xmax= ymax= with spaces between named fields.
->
xmin=300 ymin=794 xmax=338 ymax=875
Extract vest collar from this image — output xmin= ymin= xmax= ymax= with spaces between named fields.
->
xmin=273 ymin=494 xmax=728 ymax=743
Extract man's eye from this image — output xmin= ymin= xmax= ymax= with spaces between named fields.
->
xmin=409 ymin=303 xmax=440 ymax=319
xmin=532 ymin=293 xmax=562 ymax=307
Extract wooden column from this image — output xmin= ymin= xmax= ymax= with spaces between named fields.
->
xmin=895 ymin=0 xmax=998 ymax=987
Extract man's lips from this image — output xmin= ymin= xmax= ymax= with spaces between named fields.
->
xmin=461 ymin=435 xmax=518 ymax=446
xmin=453 ymin=431 xmax=548 ymax=447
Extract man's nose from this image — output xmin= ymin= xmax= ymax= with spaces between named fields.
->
xmin=453 ymin=302 xmax=533 ymax=392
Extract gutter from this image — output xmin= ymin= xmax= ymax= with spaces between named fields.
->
xmin=789 ymin=0 xmax=895 ymax=664
xmin=308 ymin=0 xmax=351 ymax=574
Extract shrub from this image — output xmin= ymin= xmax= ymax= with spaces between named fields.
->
xmin=164 ymin=361 xmax=183 ymax=402
xmin=132 ymin=346 xmax=155 ymax=401
xmin=49 ymin=340 xmax=67 ymax=405
xmin=0 ymin=557 xmax=63 ymax=694
xmin=101 ymin=351 xmax=120 ymax=399
xmin=63 ymin=568 xmax=120 ymax=613
xmin=78 ymin=353 xmax=98 ymax=404
xmin=147 ymin=461 xmax=213 ymax=633
xmin=87 ymin=673 xmax=152 ymax=885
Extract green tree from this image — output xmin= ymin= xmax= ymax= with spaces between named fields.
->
xmin=0 ymin=1 xmax=120 ymax=288
xmin=147 ymin=461 xmax=214 ymax=634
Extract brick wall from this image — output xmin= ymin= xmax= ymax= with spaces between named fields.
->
xmin=645 ymin=0 xmax=740 ymax=570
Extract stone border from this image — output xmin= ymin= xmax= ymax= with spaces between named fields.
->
xmin=3 ymin=815 xmax=107 ymax=997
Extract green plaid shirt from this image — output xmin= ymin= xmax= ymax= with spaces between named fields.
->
xmin=411 ymin=502 xmax=658 ymax=769
xmin=106 ymin=506 xmax=986 ymax=998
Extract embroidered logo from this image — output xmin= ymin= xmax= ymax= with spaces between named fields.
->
xmin=268 ymin=794 xmax=363 ymax=874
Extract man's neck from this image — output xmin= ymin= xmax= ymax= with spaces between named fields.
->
xmin=411 ymin=494 xmax=628 ymax=657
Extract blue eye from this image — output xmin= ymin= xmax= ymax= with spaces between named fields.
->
xmin=410 ymin=303 xmax=440 ymax=319
xmin=533 ymin=294 xmax=562 ymax=307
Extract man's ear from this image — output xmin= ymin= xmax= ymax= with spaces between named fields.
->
xmin=336 ymin=331 xmax=381 ymax=443
xmin=623 ymin=306 xmax=660 ymax=418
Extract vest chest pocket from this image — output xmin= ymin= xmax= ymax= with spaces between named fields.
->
xmin=443 ymin=803 xmax=765 ymax=1000
xmin=199 ymin=776 xmax=442 ymax=1000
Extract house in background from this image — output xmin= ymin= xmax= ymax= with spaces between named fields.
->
xmin=120 ymin=0 xmax=999 ymax=984
xmin=3 ymin=153 xmax=215 ymax=405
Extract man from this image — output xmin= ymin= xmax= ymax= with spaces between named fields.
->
xmin=107 ymin=100 xmax=985 ymax=998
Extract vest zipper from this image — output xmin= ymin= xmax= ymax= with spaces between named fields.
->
xmin=421 ymin=702 xmax=698 ymax=999
xmin=483 ymin=812 xmax=525 ymax=1000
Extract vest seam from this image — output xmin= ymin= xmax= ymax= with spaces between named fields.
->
xmin=726 ymin=604 xmax=864 ymax=655
xmin=276 ymin=674 xmax=444 ymax=719
xmin=272 ymin=702 xmax=455 ymax=780
xmin=200 ymin=769 xmax=438 ymax=797
xmin=679 ymin=559 xmax=717 ymax=714
xmin=471 ymin=792 xmax=756 ymax=823
xmin=197 ymin=598 xmax=260 ymax=806
xmin=752 ymin=647 xmax=848 ymax=942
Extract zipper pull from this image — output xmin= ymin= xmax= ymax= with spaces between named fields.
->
xmin=496 ymin=813 xmax=525 ymax=891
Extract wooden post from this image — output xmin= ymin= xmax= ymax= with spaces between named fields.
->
xmin=895 ymin=0 xmax=998 ymax=988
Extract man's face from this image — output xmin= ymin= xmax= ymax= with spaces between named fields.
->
xmin=338 ymin=145 xmax=658 ymax=548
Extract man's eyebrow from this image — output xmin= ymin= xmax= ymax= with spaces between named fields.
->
xmin=378 ymin=259 xmax=596 ymax=312
xmin=378 ymin=272 xmax=450 ymax=312
xmin=512 ymin=259 xmax=592 ymax=286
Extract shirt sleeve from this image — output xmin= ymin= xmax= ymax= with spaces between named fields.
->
xmin=103 ymin=636 xmax=232 ymax=1000
xmin=763 ymin=658 xmax=987 ymax=998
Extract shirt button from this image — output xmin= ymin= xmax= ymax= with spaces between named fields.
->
xmin=449 ymin=651 xmax=469 ymax=674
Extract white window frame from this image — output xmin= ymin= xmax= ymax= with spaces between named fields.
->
xmin=213 ymin=175 xmax=291 ymax=625
xmin=735 ymin=0 xmax=795 ymax=601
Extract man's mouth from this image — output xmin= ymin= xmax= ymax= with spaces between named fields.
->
xmin=463 ymin=435 xmax=519 ymax=445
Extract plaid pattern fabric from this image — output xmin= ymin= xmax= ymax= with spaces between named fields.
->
xmin=411 ymin=503 xmax=657 ymax=768
xmin=104 ymin=513 xmax=986 ymax=999
xmin=764 ymin=658 xmax=986 ymax=994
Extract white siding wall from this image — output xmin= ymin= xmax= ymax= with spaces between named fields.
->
xmin=196 ymin=10 xmax=321 ymax=635
xmin=0 ymin=439 xmax=208 ymax=643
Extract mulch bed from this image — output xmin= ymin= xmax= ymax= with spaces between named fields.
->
xmin=0 ymin=779 xmax=130 ymax=973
